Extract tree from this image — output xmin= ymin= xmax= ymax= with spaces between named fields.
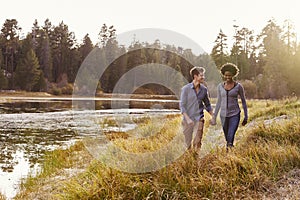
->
xmin=195 ymin=53 xmax=220 ymax=84
xmin=15 ymin=49 xmax=42 ymax=91
xmin=289 ymin=44 xmax=300 ymax=95
xmin=32 ymin=71 xmax=47 ymax=92
xmin=97 ymin=24 xmax=116 ymax=47
xmin=30 ymin=20 xmax=53 ymax=82
xmin=211 ymin=29 xmax=229 ymax=68
xmin=31 ymin=19 xmax=40 ymax=51
xmin=39 ymin=30 xmax=53 ymax=81
xmin=0 ymin=42 xmax=8 ymax=89
xmin=51 ymin=21 xmax=77 ymax=82
xmin=0 ymin=19 xmax=22 ymax=88
xmin=79 ymin=34 xmax=94 ymax=62
xmin=281 ymin=20 xmax=300 ymax=95
xmin=0 ymin=48 xmax=8 ymax=90
xmin=0 ymin=69 xmax=8 ymax=89
xmin=282 ymin=19 xmax=297 ymax=56
xmin=42 ymin=18 xmax=53 ymax=38
xmin=98 ymin=24 xmax=120 ymax=92
xmin=257 ymin=19 xmax=289 ymax=98
xmin=230 ymin=27 xmax=254 ymax=79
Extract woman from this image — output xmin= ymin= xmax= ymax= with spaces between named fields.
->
xmin=210 ymin=63 xmax=248 ymax=150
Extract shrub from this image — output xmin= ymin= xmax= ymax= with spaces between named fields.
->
xmin=51 ymin=87 xmax=62 ymax=95
xmin=61 ymin=83 xmax=74 ymax=95
xmin=239 ymin=79 xmax=257 ymax=99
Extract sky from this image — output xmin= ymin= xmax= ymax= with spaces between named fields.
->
xmin=1 ymin=0 xmax=300 ymax=54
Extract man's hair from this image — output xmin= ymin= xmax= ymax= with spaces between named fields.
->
xmin=220 ymin=63 xmax=239 ymax=77
xmin=190 ymin=66 xmax=206 ymax=78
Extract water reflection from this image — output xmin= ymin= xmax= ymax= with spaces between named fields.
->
xmin=0 ymin=98 xmax=179 ymax=113
xmin=0 ymin=98 xmax=180 ymax=199
xmin=0 ymin=150 xmax=39 ymax=199
xmin=0 ymin=129 xmax=77 ymax=172
xmin=0 ymin=100 xmax=71 ymax=114
xmin=0 ymin=126 xmax=78 ymax=199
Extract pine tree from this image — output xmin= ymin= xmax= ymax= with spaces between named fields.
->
xmin=0 ymin=19 xmax=21 ymax=88
xmin=258 ymin=19 xmax=288 ymax=98
xmin=51 ymin=21 xmax=76 ymax=82
xmin=39 ymin=30 xmax=53 ymax=81
xmin=79 ymin=34 xmax=94 ymax=62
xmin=211 ymin=29 xmax=229 ymax=68
xmin=0 ymin=42 xmax=8 ymax=88
xmin=15 ymin=49 xmax=41 ymax=91
xmin=230 ymin=26 xmax=254 ymax=79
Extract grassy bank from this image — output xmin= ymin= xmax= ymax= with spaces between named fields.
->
xmin=15 ymin=98 xmax=300 ymax=199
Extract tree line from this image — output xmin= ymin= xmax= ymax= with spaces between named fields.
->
xmin=0 ymin=19 xmax=220 ymax=96
xmin=0 ymin=18 xmax=299 ymax=99
xmin=211 ymin=18 xmax=300 ymax=99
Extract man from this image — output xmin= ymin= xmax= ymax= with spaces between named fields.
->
xmin=180 ymin=66 xmax=213 ymax=153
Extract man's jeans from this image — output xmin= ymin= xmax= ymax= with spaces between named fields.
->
xmin=220 ymin=113 xmax=240 ymax=147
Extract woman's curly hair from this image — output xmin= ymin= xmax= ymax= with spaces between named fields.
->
xmin=220 ymin=63 xmax=239 ymax=77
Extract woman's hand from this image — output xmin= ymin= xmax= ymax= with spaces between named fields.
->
xmin=242 ymin=118 xmax=247 ymax=126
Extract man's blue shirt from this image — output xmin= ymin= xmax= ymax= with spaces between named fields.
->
xmin=180 ymin=82 xmax=212 ymax=121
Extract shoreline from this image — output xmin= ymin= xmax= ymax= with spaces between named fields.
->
xmin=0 ymin=91 xmax=178 ymax=99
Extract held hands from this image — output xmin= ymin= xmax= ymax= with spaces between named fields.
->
xmin=210 ymin=117 xmax=216 ymax=126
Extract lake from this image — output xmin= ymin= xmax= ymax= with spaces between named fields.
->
xmin=0 ymin=96 xmax=180 ymax=199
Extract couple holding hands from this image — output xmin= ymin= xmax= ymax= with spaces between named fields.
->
xmin=180 ymin=63 xmax=248 ymax=153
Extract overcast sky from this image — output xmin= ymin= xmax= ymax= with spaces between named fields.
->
xmin=2 ymin=0 xmax=300 ymax=53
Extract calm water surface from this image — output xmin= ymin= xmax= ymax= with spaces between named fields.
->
xmin=0 ymin=97 xmax=180 ymax=199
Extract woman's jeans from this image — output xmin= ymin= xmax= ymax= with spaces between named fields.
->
xmin=220 ymin=113 xmax=240 ymax=147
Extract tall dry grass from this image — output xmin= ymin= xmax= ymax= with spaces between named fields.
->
xmin=16 ymin=98 xmax=300 ymax=199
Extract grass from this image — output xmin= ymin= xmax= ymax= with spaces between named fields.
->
xmin=0 ymin=194 xmax=5 ymax=200
xmin=15 ymin=98 xmax=300 ymax=199
xmin=0 ymin=90 xmax=53 ymax=97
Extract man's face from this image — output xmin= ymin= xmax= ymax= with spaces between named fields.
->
xmin=197 ymin=72 xmax=205 ymax=83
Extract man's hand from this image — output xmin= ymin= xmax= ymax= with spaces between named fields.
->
xmin=183 ymin=113 xmax=194 ymax=125
xmin=186 ymin=117 xmax=194 ymax=125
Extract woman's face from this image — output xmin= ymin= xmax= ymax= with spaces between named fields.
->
xmin=223 ymin=71 xmax=233 ymax=81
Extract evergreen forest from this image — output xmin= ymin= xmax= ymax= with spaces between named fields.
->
xmin=0 ymin=18 xmax=299 ymax=99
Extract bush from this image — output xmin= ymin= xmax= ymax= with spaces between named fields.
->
xmin=61 ymin=83 xmax=74 ymax=95
xmin=51 ymin=87 xmax=62 ymax=95
xmin=239 ymin=80 xmax=257 ymax=99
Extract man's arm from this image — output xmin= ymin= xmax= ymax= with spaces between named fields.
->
xmin=180 ymin=86 xmax=193 ymax=125
xmin=203 ymin=89 xmax=213 ymax=117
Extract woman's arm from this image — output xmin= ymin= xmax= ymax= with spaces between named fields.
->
xmin=211 ymin=84 xmax=221 ymax=125
xmin=238 ymin=83 xmax=248 ymax=125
